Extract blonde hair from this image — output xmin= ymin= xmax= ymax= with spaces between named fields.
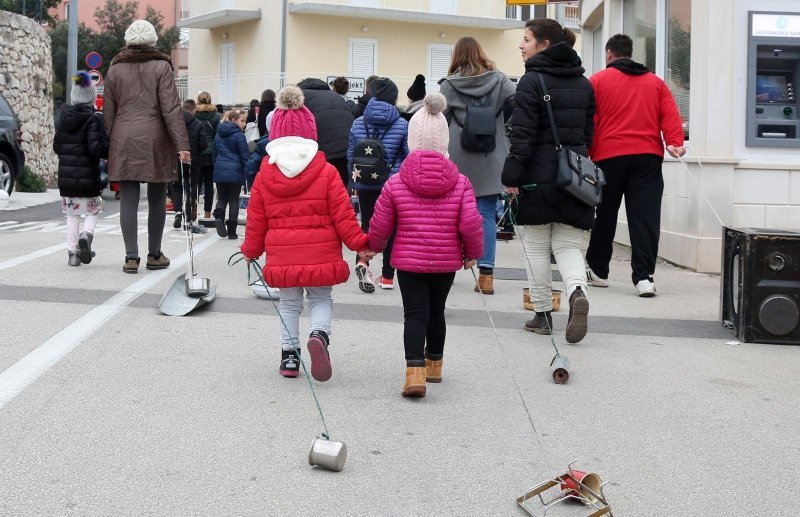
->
xmin=223 ymin=109 xmax=246 ymax=122
xmin=197 ymin=91 xmax=212 ymax=104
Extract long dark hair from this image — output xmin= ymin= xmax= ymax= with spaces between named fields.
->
xmin=448 ymin=36 xmax=496 ymax=77
xmin=260 ymin=89 xmax=276 ymax=105
xmin=525 ymin=18 xmax=577 ymax=48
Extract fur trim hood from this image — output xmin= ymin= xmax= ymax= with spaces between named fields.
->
xmin=110 ymin=46 xmax=173 ymax=69
xmin=195 ymin=103 xmax=218 ymax=113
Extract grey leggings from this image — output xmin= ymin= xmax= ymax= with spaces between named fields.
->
xmin=119 ymin=181 xmax=168 ymax=258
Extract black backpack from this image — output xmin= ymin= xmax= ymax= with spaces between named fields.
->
xmin=351 ymin=119 xmax=398 ymax=185
xmin=451 ymin=96 xmax=502 ymax=155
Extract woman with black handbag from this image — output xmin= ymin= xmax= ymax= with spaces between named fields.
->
xmin=501 ymin=18 xmax=595 ymax=343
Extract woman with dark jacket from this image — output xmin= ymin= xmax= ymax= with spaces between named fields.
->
xmin=212 ymin=109 xmax=250 ymax=239
xmin=55 ymin=72 xmax=109 ymax=266
xmin=257 ymin=89 xmax=276 ymax=138
xmin=501 ymin=18 xmax=595 ymax=343
xmin=297 ymin=77 xmax=355 ymax=189
xmin=195 ymin=91 xmax=221 ymax=219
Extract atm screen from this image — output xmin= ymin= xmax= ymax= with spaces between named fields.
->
xmin=756 ymin=73 xmax=793 ymax=103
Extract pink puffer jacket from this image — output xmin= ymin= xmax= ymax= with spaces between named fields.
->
xmin=368 ymin=149 xmax=483 ymax=273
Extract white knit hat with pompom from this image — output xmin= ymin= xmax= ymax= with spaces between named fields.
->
xmin=408 ymin=93 xmax=449 ymax=156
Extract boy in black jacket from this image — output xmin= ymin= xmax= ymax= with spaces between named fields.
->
xmin=54 ymin=72 xmax=109 ymax=267
xmin=172 ymin=99 xmax=209 ymax=233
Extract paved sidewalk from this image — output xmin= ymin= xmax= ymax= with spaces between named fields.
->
xmin=0 ymin=189 xmax=60 ymax=211
xmin=0 ymin=219 xmax=797 ymax=516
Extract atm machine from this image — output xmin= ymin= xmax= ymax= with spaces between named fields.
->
xmin=747 ymin=11 xmax=800 ymax=147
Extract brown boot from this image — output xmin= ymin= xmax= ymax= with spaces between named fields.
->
xmin=425 ymin=358 xmax=443 ymax=383
xmin=565 ymin=287 xmax=589 ymax=344
xmin=474 ymin=273 xmax=494 ymax=294
xmin=402 ymin=366 xmax=426 ymax=397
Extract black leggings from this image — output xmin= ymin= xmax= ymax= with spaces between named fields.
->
xmin=357 ymin=189 xmax=395 ymax=279
xmin=199 ymin=164 xmax=214 ymax=213
xmin=213 ymin=182 xmax=241 ymax=224
xmin=397 ymin=270 xmax=456 ymax=364
xmin=171 ymin=163 xmax=199 ymax=220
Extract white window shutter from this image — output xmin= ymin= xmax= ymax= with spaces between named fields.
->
xmin=349 ymin=38 xmax=377 ymax=79
xmin=428 ymin=44 xmax=453 ymax=92
xmin=219 ymin=43 xmax=235 ymax=104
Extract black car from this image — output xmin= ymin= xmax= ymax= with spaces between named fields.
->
xmin=0 ymin=92 xmax=25 ymax=195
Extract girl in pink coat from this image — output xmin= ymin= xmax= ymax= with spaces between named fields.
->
xmin=368 ymin=93 xmax=483 ymax=398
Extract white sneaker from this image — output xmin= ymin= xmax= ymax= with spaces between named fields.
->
xmin=636 ymin=279 xmax=657 ymax=297
xmin=355 ymin=261 xmax=375 ymax=294
xmin=586 ymin=267 xmax=609 ymax=288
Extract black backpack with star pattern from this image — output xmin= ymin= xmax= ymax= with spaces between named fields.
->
xmin=351 ymin=119 xmax=398 ymax=186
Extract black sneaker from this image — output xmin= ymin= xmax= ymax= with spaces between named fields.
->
xmin=307 ymin=330 xmax=332 ymax=382
xmin=173 ymin=213 xmax=182 ymax=229
xmin=565 ymin=287 xmax=589 ymax=343
xmin=524 ymin=311 xmax=553 ymax=335
xmin=280 ymin=349 xmax=300 ymax=378
xmin=78 ymin=231 xmax=94 ymax=264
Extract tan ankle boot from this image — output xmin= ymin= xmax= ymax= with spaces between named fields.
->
xmin=425 ymin=358 xmax=443 ymax=383
xmin=402 ymin=367 xmax=426 ymax=397
xmin=474 ymin=273 xmax=494 ymax=294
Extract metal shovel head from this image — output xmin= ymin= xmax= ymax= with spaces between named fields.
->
xmin=308 ymin=437 xmax=347 ymax=472
xmin=158 ymin=273 xmax=216 ymax=316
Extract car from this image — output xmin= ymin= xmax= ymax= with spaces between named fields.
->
xmin=0 ymin=92 xmax=25 ymax=195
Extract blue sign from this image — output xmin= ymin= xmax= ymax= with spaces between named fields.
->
xmin=85 ymin=51 xmax=102 ymax=69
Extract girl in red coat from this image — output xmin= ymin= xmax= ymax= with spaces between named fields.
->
xmin=368 ymin=93 xmax=484 ymax=397
xmin=241 ymin=86 xmax=370 ymax=381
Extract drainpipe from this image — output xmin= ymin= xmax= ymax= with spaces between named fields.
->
xmin=280 ymin=0 xmax=288 ymax=87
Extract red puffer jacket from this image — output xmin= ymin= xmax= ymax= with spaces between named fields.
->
xmin=368 ymin=150 xmax=483 ymax=273
xmin=241 ymin=150 xmax=368 ymax=288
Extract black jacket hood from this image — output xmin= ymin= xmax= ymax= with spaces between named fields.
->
xmin=297 ymin=78 xmax=331 ymax=91
xmin=524 ymin=42 xmax=585 ymax=78
xmin=608 ymin=57 xmax=650 ymax=76
xmin=59 ymin=104 xmax=95 ymax=132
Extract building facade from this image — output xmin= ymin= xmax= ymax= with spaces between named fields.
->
xmin=579 ymin=0 xmax=800 ymax=273
xmin=178 ymin=1 xmax=580 ymax=107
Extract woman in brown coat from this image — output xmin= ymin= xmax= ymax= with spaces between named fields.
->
xmin=104 ymin=19 xmax=190 ymax=274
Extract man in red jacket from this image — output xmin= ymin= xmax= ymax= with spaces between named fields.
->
xmin=585 ymin=34 xmax=685 ymax=297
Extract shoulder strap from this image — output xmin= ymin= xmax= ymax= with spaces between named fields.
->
xmin=536 ymin=73 xmax=562 ymax=150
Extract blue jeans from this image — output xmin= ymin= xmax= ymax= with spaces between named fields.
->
xmin=476 ymin=195 xmax=498 ymax=270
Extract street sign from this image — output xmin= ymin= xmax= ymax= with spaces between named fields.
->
xmin=326 ymin=76 xmax=364 ymax=101
xmin=85 ymin=51 xmax=102 ymax=69
xmin=87 ymin=70 xmax=103 ymax=86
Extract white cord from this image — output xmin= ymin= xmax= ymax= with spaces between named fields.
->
xmin=674 ymin=148 xmax=727 ymax=227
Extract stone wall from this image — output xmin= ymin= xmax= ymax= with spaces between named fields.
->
xmin=0 ymin=11 xmax=57 ymax=183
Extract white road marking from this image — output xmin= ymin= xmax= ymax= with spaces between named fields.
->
xmin=0 ymin=243 xmax=67 ymax=272
xmin=0 ymin=235 xmax=218 ymax=410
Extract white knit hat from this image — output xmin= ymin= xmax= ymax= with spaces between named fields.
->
xmin=70 ymin=71 xmax=97 ymax=106
xmin=408 ymin=93 xmax=449 ymax=157
xmin=125 ymin=20 xmax=158 ymax=47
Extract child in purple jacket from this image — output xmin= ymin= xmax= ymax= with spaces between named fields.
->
xmin=367 ymin=93 xmax=483 ymax=398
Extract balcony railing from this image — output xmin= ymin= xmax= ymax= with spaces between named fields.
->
xmin=288 ymin=1 xmax=521 ymax=29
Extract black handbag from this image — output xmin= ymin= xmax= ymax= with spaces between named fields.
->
xmin=537 ymin=73 xmax=605 ymax=207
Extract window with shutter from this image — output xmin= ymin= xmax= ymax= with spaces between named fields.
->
xmin=429 ymin=0 xmax=456 ymax=15
xmin=348 ymin=38 xmax=377 ymax=80
xmin=428 ymin=44 xmax=454 ymax=92
xmin=219 ymin=43 xmax=235 ymax=104
xmin=666 ymin=0 xmax=691 ymax=140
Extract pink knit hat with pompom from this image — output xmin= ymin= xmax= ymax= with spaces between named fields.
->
xmin=269 ymin=85 xmax=318 ymax=141
xmin=408 ymin=93 xmax=449 ymax=156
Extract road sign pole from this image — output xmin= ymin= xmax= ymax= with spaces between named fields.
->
xmin=66 ymin=0 xmax=79 ymax=104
